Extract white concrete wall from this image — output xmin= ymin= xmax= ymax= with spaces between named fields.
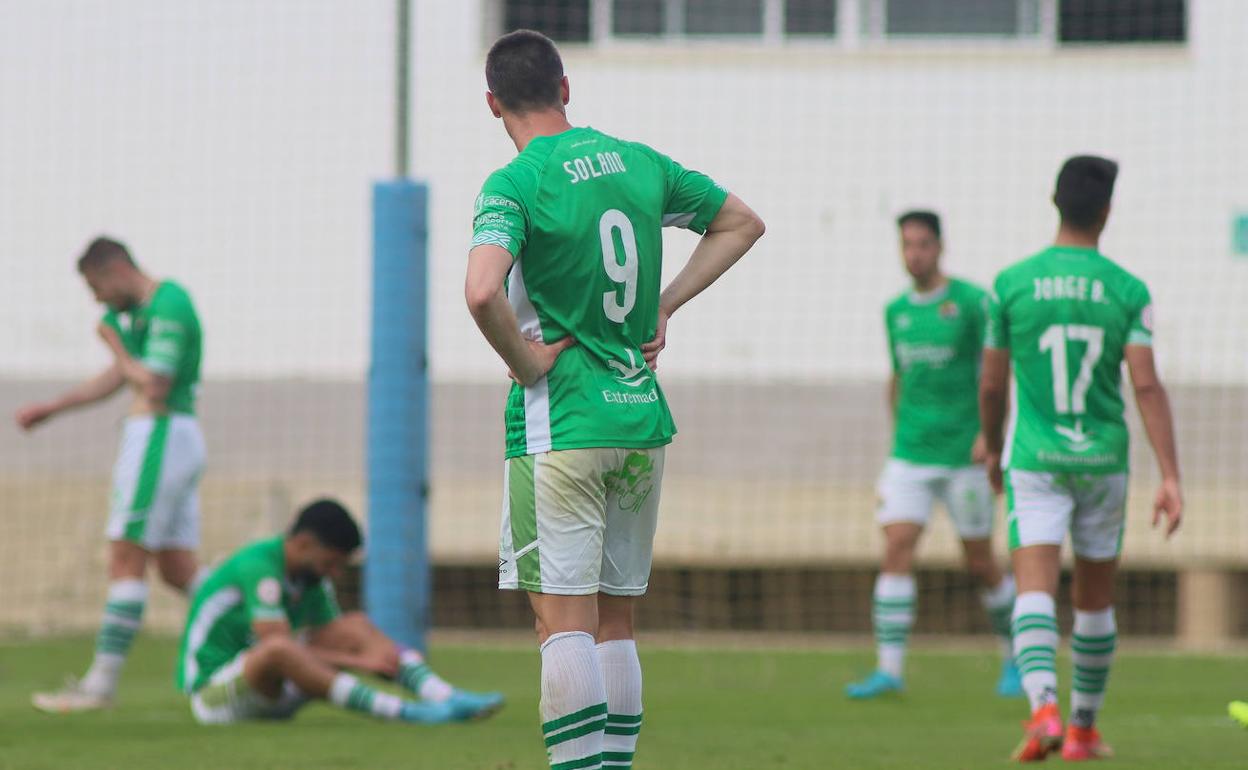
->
xmin=3 ymin=0 xmax=1245 ymax=383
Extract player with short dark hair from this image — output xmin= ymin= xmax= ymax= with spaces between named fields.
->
xmin=466 ymin=29 xmax=764 ymax=770
xmin=846 ymin=211 xmax=1021 ymax=700
xmin=177 ymin=498 xmax=503 ymax=725
xmin=22 ymin=236 xmax=207 ymax=713
xmin=980 ymin=156 xmax=1182 ymax=761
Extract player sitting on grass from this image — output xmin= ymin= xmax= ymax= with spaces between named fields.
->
xmin=177 ymin=498 xmax=504 ymax=725
xmin=980 ymin=156 xmax=1183 ymax=762
xmin=846 ymin=211 xmax=1020 ymax=700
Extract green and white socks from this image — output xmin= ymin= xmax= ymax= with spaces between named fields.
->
xmin=541 ymin=631 xmax=608 ymax=770
xmin=982 ymin=574 xmax=1017 ymax=657
xmin=1071 ymin=608 xmax=1117 ymax=728
xmin=397 ymin=648 xmax=454 ymax=702
xmin=329 ymin=672 xmax=404 ymax=719
xmin=597 ymin=640 xmax=643 ymax=770
xmin=80 ymin=578 xmax=148 ymax=697
xmin=873 ymin=573 xmax=916 ymax=679
xmin=1013 ymin=591 xmax=1059 ymax=711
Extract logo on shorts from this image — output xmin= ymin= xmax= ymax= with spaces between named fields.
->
xmin=603 ymin=452 xmax=656 ymax=514
xmin=607 ymin=349 xmax=650 ymax=388
xmin=256 ymin=577 xmax=282 ymax=606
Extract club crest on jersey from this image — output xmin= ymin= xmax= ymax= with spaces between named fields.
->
xmin=939 ymin=300 xmax=960 ymax=320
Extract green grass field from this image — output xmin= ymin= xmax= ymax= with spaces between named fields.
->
xmin=1 ymin=636 xmax=1244 ymax=769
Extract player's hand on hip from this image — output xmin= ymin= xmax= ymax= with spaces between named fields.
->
xmin=15 ymin=402 xmax=53 ymax=431
xmin=516 ymin=336 xmax=577 ymax=387
xmin=1152 ymin=477 xmax=1183 ymax=538
xmin=641 ymin=310 xmax=669 ymax=371
xmin=971 ymin=433 xmax=989 ymax=464
xmin=984 ymin=454 xmax=1004 ymax=495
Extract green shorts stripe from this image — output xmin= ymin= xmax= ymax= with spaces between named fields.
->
xmin=124 ymin=416 xmax=171 ymax=542
xmin=508 ymin=455 xmax=540 ymax=591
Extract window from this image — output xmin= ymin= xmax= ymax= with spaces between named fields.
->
xmin=885 ymin=0 xmax=1027 ymax=36
xmin=608 ymin=0 xmax=840 ymax=40
xmin=612 ymin=0 xmax=665 ymax=36
xmin=685 ymin=0 xmax=764 ymax=36
xmin=502 ymin=0 xmax=591 ymax=42
xmin=1060 ymin=0 xmax=1186 ymax=43
xmin=785 ymin=0 xmax=838 ymax=36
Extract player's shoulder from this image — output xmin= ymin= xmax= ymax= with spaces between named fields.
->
xmin=948 ymin=276 xmax=988 ymax=302
xmin=884 ymin=289 xmax=911 ymax=315
xmin=153 ymin=280 xmax=197 ymax=313
xmin=991 ymin=249 xmax=1051 ymax=292
xmin=1096 ymin=253 xmax=1150 ymax=295
xmin=230 ymin=536 xmax=284 ymax=574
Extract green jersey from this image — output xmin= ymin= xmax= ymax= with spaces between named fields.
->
xmin=472 ymin=126 xmax=728 ymax=459
xmin=102 ymin=280 xmax=202 ymax=415
xmin=176 ymin=536 xmax=340 ymax=693
xmin=985 ymin=246 xmax=1153 ymax=474
xmin=886 ymin=278 xmax=988 ymax=467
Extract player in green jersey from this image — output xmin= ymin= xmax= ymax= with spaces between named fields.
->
xmin=846 ymin=211 xmax=1020 ymax=701
xmin=16 ymin=237 xmax=208 ymax=713
xmin=465 ymin=30 xmax=764 ymax=770
xmin=178 ymin=498 xmax=502 ymax=725
xmin=979 ymin=157 xmax=1183 ymax=762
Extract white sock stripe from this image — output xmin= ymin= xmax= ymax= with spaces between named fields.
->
xmin=106 ymin=579 xmax=149 ymax=602
xmin=541 ymin=630 xmax=596 ymax=653
xmin=101 ymin=615 xmax=143 ymax=630
xmin=544 ymin=712 xmax=609 ymax=737
xmin=873 ymin=611 xmax=914 ymax=624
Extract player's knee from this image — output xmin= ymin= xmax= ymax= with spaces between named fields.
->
xmin=883 ymin=539 xmax=916 ymax=570
xmin=254 ymin=634 xmax=298 ymax=663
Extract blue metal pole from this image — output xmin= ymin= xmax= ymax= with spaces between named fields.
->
xmin=366 ymin=179 xmax=429 ymax=650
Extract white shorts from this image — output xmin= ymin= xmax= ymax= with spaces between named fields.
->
xmin=875 ymin=458 xmax=996 ymax=539
xmin=1005 ymin=470 xmax=1129 ymax=560
xmin=498 ymin=447 xmax=665 ymax=596
xmin=189 ymin=651 xmax=307 ymax=725
xmin=106 ymin=414 xmax=205 ymax=550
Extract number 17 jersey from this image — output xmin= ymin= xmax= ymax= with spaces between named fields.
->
xmin=472 ymin=127 xmax=728 ymax=459
xmin=985 ymin=246 xmax=1154 ymax=474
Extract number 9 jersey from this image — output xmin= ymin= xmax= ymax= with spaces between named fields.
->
xmin=472 ymin=127 xmax=728 ymax=459
xmin=985 ymin=245 xmax=1153 ymax=474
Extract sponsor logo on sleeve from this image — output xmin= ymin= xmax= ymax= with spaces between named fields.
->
xmin=256 ymin=577 xmax=282 ymax=607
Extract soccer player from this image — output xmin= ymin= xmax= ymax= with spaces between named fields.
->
xmin=979 ymin=156 xmax=1183 ymax=761
xmin=178 ymin=498 xmax=503 ymax=725
xmin=465 ymin=30 xmax=764 ymax=770
xmin=18 ymin=237 xmax=207 ymax=713
xmin=846 ymin=211 xmax=1020 ymax=700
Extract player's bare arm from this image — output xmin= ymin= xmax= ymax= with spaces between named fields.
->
xmin=14 ymin=363 xmax=125 ymax=431
xmin=465 ymin=243 xmax=576 ymax=386
xmin=978 ymin=346 xmax=1011 ymax=493
xmin=642 ymin=193 xmax=764 ymax=369
xmin=1125 ymin=344 xmax=1183 ymax=536
xmin=97 ymin=321 xmax=172 ymax=410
